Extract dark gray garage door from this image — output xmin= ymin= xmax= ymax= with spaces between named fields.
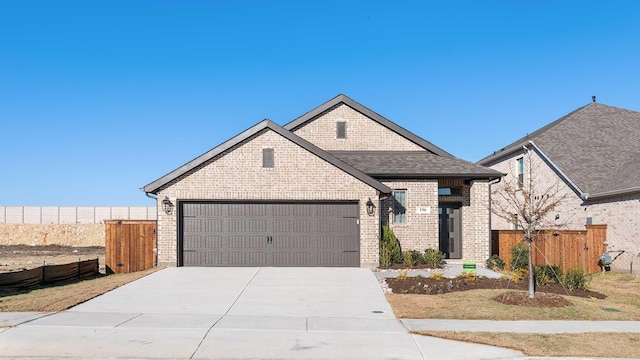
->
xmin=180 ymin=202 xmax=359 ymax=267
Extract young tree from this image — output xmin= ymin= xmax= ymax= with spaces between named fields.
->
xmin=491 ymin=145 xmax=571 ymax=298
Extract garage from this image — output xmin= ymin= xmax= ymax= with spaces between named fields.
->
xmin=179 ymin=202 xmax=360 ymax=267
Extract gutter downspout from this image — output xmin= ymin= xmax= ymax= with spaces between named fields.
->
xmin=487 ymin=176 xmax=502 ymax=258
xmin=526 ymin=141 xmax=588 ymax=201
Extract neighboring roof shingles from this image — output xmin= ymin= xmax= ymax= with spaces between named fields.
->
xmin=478 ymin=103 xmax=640 ymax=198
xmin=283 ymin=94 xmax=454 ymax=157
xmin=142 ymin=119 xmax=392 ymax=194
xmin=332 ymin=151 xmax=502 ymax=179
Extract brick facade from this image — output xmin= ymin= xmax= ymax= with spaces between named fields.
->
xmin=155 ymin=129 xmax=381 ymax=268
xmin=292 ymin=104 xmax=424 ymax=151
xmin=290 ymin=104 xmax=492 ymax=263
xmin=380 ymin=180 xmax=439 ymax=251
xmin=150 ymin=98 xmax=495 ymax=268
xmin=488 ymin=150 xmax=640 ymax=273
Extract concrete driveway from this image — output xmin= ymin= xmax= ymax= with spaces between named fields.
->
xmin=0 ymin=267 xmax=523 ymax=359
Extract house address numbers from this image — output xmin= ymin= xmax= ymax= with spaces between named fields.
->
xmin=416 ymin=206 xmax=431 ymax=214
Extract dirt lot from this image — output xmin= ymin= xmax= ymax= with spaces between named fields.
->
xmin=0 ymin=245 xmax=105 ymax=273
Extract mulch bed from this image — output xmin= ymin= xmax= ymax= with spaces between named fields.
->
xmin=386 ymin=276 xmax=606 ymax=307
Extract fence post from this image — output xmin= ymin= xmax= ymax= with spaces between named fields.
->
xmin=42 ymin=261 xmax=46 ymax=285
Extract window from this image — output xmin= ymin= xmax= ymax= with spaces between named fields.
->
xmin=512 ymin=213 xmax=519 ymax=230
xmin=336 ymin=121 xmax=346 ymax=139
xmin=516 ymin=157 xmax=524 ymax=188
xmin=438 ymin=187 xmax=462 ymax=196
xmin=392 ymin=190 xmax=406 ymax=224
xmin=262 ymin=148 xmax=274 ymax=168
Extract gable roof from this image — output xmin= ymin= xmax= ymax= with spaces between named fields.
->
xmin=332 ymin=151 xmax=502 ymax=179
xmin=142 ymin=119 xmax=392 ymax=194
xmin=283 ymin=94 xmax=454 ymax=157
xmin=478 ymin=102 xmax=640 ymax=199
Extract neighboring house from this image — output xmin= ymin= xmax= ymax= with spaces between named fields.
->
xmin=143 ymin=94 xmax=501 ymax=268
xmin=478 ymin=99 xmax=640 ymax=272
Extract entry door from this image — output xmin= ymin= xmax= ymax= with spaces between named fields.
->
xmin=439 ymin=204 xmax=462 ymax=259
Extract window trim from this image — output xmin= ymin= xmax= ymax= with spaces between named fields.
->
xmin=392 ymin=190 xmax=407 ymax=224
xmin=516 ymin=157 xmax=524 ymax=188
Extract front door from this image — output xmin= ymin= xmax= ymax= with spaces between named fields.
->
xmin=439 ymin=203 xmax=462 ymax=259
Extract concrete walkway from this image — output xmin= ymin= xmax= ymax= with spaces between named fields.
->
xmin=0 ymin=267 xmax=524 ymax=360
xmin=0 ymin=267 xmax=637 ymax=360
xmin=403 ymin=319 xmax=640 ymax=333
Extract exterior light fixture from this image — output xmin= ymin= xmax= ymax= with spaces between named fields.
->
xmin=161 ymin=196 xmax=174 ymax=215
xmin=366 ymin=198 xmax=375 ymax=216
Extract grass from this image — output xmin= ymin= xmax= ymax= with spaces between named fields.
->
xmin=388 ymin=272 xmax=640 ymax=358
xmin=0 ymin=268 xmax=159 ymax=312
xmin=413 ymin=331 xmax=640 ymax=358
xmin=386 ymin=272 xmax=640 ymax=320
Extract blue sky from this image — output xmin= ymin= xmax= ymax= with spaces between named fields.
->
xmin=2 ymin=1 xmax=639 ymax=206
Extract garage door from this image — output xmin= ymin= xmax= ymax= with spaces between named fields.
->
xmin=180 ymin=202 xmax=360 ymax=267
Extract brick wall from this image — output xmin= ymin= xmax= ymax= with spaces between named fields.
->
xmin=156 ymin=129 xmax=381 ymax=267
xmin=381 ymin=180 xmax=439 ymax=251
xmin=379 ymin=178 xmax=491 ymax=263
xmin=487 ymin=150 xmax=640 ymax=273
xmin=292 ymin=104 xmax=424 ymax=151
xmin=462 ymin=180 xmax=491 ymax=262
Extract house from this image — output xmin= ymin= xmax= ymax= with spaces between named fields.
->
xmin=478 ymin=98 xmax=640 ymax=272
xmin=143 ymin=94 xmax=501 ymax=268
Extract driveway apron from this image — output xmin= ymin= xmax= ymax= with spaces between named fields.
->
xmin=0 ymin=267 xmax=523 ymax=360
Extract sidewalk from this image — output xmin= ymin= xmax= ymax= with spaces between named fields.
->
xmin=402 ymin=319 xmax=640 ymax=333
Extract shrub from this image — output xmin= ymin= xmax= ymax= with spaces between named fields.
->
xmin=563 ymin=267 xmax=589 ymax=291
xmin=424 ymin=248 xmax=446 ymax=268
xmin=402 ymin=251 xmax=415 ymax=268
xmin=511 ymin=268 xmax=529 ymax=283
xmin=379 ymin=226 xmax=402 ymax=267
xmin=510 ymin=242 xmax=529 ymax=270
xmin=485 ymin=255 xmax=505 ymax=270
xmin=396 ymin=269 xmax=409 ymax=280
xmin=534 ymin=264 xmax=563 ymax=286
xmin=409 ymin=250 xmax=426 ymax=265
xmin=456 ymin=272 xmax=478 ymax=282
xmin=429 ymin=273 xmax=444 ymax=281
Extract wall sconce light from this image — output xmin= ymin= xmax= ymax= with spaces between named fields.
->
xmin=366 ymin=198 xmax=375 ymax=216
xmin=161 ymin=196 xmax=174 ymax=215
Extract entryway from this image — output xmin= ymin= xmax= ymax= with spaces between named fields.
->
xmin=439 ymin=203 xmax=462 ymax=259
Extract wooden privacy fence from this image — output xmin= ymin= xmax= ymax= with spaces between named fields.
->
xmin=0 ymin=259 xmax=99 ymax=292
xmin=492 ymin=225 xmax=607 ymax=275
xmin=105 ymin=220 xmax=156 ymax=274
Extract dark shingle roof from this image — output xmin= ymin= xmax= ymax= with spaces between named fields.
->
xmin=283 ymin=94 xmax=454 ymax=157
xmin=478 ymin=103 xmax=640 ymax=198
xmin=331 ymin=151 xmax=502 ymax=179
xmin=143 ymin=120 xmax=392 ymax=194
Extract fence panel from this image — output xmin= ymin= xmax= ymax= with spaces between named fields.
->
xmin=0 ymin=206 xmax=157 ymax=224
xmin=493 ymin=226 xmax=606 ymax=275
xmin=105 ymin=220 xmax=156 ymax=274
xmin=0 ymin=259 xmax=99 ymax=292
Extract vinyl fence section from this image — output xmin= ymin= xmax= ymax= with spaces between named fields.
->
xmin=105 ymin=220 xmax=156 ymax=274
xmin=0 ymin=206 xmax=157 ymax=224
xmin=0 ymin=259 xmax=99 ymax=292
xmin=492 ymin=225 xmax=607 ymax=275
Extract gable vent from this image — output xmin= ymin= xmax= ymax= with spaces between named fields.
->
xmin=336 ymin=121 xmax=347 ymax=139
xmin=262 ymin=148 xmax=274 ymax=168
